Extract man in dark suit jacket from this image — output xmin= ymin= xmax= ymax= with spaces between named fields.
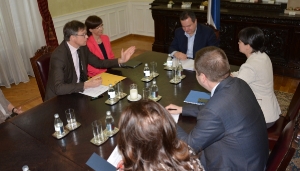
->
xmin=166 ymin=46 xmax=269 ymax=170
xmin=169 ymin=11 xmax=219 ymax=60
xmin=45 ymin=20 xmax=135 ymax=101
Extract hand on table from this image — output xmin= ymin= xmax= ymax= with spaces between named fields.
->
xmin=165 ymin=104 xmax=182 ymax=114
xmin=174 ymin=52 xmax=188 ymax=60
xmin=84 ymin=76 xmax=102 ymax=89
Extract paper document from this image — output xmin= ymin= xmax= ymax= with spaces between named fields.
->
xmin=107 ymin=146 xmax=122 ymax=167
xmin=171 ymin=114 xmax=180 ymax=123
xmin=96 ymin=73 xmax=126 ymax=86
xmin=80 ymin=85 xmax=108 ymax=98
xmin=171 ymin=58 xmax=194 ymax=71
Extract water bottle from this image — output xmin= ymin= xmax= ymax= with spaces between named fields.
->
xmin=54 ymin=114 xmax=64 ymax=136
xmin=108 ymin=84 xmax=116 ymax=101
xmin=167 ymin=54 xmax=173 ymax=68
xmin=105 ymin=111 xmax=115 ymax=137
xmin=151 ymin=80 xmax=159 ymax=98
xmin=22 ymin=165 xmax=30 ymax=171
xmin=177 ymin=62 xmax=183 ymax=79
xmin=143 ymin=63 xmax=151 ymax=79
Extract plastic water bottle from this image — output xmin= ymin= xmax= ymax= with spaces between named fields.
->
xmin=22 ymin=165 xmax=30 ymax=171
xmin=143 ymin=63 xmax=150 ymax=79
xmin=54 ymin=114 xmax=64 ymax=136
xmin=167 ymin=54 xmax=173 ymax=68
xmin=105 ymin=111 xmax=115 ymax=137
xmin=177 ymin=62 xmax=183 ymax=79
xmin=108 ymin=84 xmax=116 ymax=101
xmin=151 ymin=80 xmax=159 ymax=98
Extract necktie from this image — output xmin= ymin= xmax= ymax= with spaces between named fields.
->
xmin=77 ymin=49 xmax=85 ymax=82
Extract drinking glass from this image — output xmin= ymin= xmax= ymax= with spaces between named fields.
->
xmin=130 ymin=83 xmax=138 ymax=100
xmin=115 ymin=81 xmax=123 ymax=99
xmin=150 ymin=61 xmax=158 ymax=77
xmin=142 ymin=87 xmax=150 ymax=100
xmin=65 ymin=108 xmax=77 ymax=128
xmin=91 ymin=120 xmax=105 ymax=143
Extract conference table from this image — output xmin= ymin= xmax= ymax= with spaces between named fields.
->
xmin=2 ymin=51 xmax=239 ymax=170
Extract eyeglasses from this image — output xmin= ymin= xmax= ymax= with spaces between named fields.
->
xmin=75 ymin=33 xmax=87 ymax=37
xmin=95 ymin=24 xmax=104 ymax=30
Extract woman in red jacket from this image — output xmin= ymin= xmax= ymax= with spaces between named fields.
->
xmin=85 ymin=15 xmax=115 ymax=77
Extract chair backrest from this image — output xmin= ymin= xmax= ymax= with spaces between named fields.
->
xmin=205 ymin=23 xmax=219 ymax=40
xmin=266 ymin=118 xmax=300 ymax=171
xmin=287 ymin=82 xmax=300 ymax=121
xmin=30 ymin=46 xmax=55 ymax=101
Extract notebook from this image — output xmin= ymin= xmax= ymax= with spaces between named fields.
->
xmin=184 ymin=90 xmax=210 ymax=105
xmin=86 ymin=152 xmax=116 ymax=171
xmin=123 ymin=60 xmax=142 ymax=68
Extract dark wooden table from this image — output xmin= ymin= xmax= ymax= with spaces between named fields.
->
xmin=4 ymin=51 xmax=239 ymax=170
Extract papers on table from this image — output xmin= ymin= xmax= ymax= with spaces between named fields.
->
xmin=169 ymin=58 xmax=194 ymax=71
xmin=107 ymin=146 xmax=122 ymax=168
xmin=184 ymin=90 xmax=211 ymax=105
xmin=96 ymin=73 xmax=126 ymax=86
xmin=80 ymin=85 xmax=108 ymax=98
xmin=171 ymin=114 xmax=180 ymax=123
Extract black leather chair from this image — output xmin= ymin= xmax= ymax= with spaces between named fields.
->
xmin=30 ymin=46 xmax=55 ymax=101
xmin=268 ymin=82 xmax=300 ymax=150
xmin=266 ymin=118 xmax=300 ymax=171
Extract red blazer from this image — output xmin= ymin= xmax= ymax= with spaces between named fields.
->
xmin=86 ymin=35 xmax=115 ymax=77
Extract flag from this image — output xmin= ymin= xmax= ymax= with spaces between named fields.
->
xmin=207 ymin=0 xmax=220 ymax=30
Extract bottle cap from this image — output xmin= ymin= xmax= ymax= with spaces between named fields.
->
xmin=106 ymin=111 xmax=111 ymax=115
xmin=54 ymin=114 xmax=59 ymax=118
xmin=153 ymin=80 xmax=156 ymax=84
xmin=145 ymin=63 xmax=148 ymax=66
xmin=22 ymin=165 xmax=29 ymax=171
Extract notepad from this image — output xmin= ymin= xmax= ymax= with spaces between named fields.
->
xmin=123 ymin=60 xmax=142 ymax=68
xmin=184 ymin=90 xmax=210 ymax=105
xmin=86 ymin=152 xmax=116 ymax=171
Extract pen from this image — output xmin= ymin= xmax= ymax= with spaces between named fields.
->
xmin=90 ymin=94 xmax=104 ymax=101
xmin=168 ymin=108 xmax=177 ymax=111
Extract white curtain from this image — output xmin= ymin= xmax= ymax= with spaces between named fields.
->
xmin=0 ymin=0 xmax=46 ymax=88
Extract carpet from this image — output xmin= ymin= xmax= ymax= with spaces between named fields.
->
xmin=274 ymin=90 xmax=300 ymax=170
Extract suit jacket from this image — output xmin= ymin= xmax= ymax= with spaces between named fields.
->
xmin=169 ymin=23 xmax=219 ymax=59
xmin=45 ymin=40 xmax=119 ymax=101
xmin=177 ymin=77 xmax=269 ymax=171
xmin=87 ymin=35 xmax=115 ymax=77
xmin=231 ymin=52 xmax=281 ymax=123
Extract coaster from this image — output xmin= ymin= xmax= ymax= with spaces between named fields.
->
xmin=52 ymin=129 xmax=70 ymax=139
xmin=117 ymin=92 xmax=127 ymax=100
xmin=104 ymin=127 xmax=119 ymax=137
xmin=148 ymin=95 xmax=162 ymax=102
xmin=105 ymin=98 xmax=119 ymax=105
xmin=90 ymin=135 xmax=109 ymax=146
xmin=141 ymin=76 xmax=153 ymax=82
xmin=179 ymin=75 xmax=186 ymax=80
xmin=65 ymin=122 xmax=81 ymax=131
xmin=164 ymin=66 xmax=173 ymax=71
xmin=170 ymin=78 xmax=181 ymax=84
xmin=151 ymin=73 xmax=159 ymax=78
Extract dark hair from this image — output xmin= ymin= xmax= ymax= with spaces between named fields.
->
xmin=180 ymin=11 xmax=196 ymax=23
xmin=63 ymin=20 xmax=85 ymax=41
xmin=195 ymin=46 xmax=230 ymax=82
xmin=85 ymin=15 xmax=103 ymax=37
xmin=118 ymin=100 xmax=201 ymax=171
xmin=238 ymin=27 xmax=265 ymax=53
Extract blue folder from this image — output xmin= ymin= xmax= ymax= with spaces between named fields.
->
xmin=184 ymin=90 xmax=210 ymax=105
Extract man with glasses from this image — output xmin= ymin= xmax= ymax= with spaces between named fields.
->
xmin=169 ymin=11 xmax=219 ymax=60
xmin=45 ymin=20 xmax=135 ymax=101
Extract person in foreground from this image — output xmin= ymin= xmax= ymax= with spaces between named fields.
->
xmin=169 ymin=11 xmax=218 ymax=60
xmin=45 ymin=20 xmax=135 ymax=101
xmin=85 ymin=15 xmax=115 ymax=77
xmin=166 ymin=46 xmax=269 ymax=170
xmin=0 ymin=89 xmax=23 ymax=124
xmin=231 ymin=27 xmax=280 ymax=128
xmin=117 ymin=100 xmax=204 ymax=171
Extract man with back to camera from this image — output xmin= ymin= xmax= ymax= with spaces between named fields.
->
xmin=169 ymin=11 xmax=219 ymax=60
xmin=45 ymin=20 xmax=135 ymax=101
xmin=166 ymin=46 xmax=269 ymax=170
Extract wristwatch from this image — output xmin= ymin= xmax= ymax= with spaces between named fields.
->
xmin=4 ymin=108 xmax=18 ymax=121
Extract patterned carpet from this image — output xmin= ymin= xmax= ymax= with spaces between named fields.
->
xmin=274 ymin=90 xmax=300 ymax=170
